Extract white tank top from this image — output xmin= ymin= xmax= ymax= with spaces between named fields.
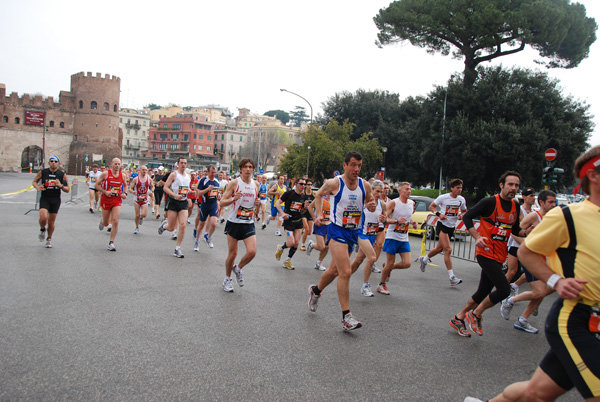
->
xmin=361 ymin=199 xmax=382 ymax=236
xmin=385 ymin=198 xmax=415 ymax=242
xmin=171 ymin=171 xmax=191 ymax=201
xmin=227 ymin=178 xmax=257 ymax=224
xmin=331 ymin=176 xmax=366 ymax=230
xmin=88 ymin=170 xmax=101 ymax=189
xmin=507 ymin=208 xmax=530 ymax=249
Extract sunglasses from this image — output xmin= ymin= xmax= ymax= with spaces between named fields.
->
xmin=49 ymin=160 xmax=58 ymax=163
xmin=297 ymin=182 xmax=306 ymax=186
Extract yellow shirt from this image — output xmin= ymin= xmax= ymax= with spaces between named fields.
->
xmin=525 ymin=199 xmax=600 ymax=302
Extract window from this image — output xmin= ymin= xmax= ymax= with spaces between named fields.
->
xmin=2 ymin=116 xmax=7 ymax=123
xmin=91 ymin=101 xmax=97 ymax=110
xmin=60 ymin=122 xmax=65 ymax=128
xmin=163 ymin=124 xmax=168 ymax=128
xmin=184 ymin=134 xmax=188 ymax=141
xmin=193 ymin=145 xmax=196 ymax=150
xmin=194 ymin=134 xmax=196 ymax=139
xmin=198 ymin=145 xmax=203 ymax=150
xmin=127 ymin=129 xmax=130 ymax=134
xmin=230 ymin=135 xmax=233 ymax=140
xmin=120 ymin=118 xmax=122 ymax=123
xmin=240 ymin=136 xmax=243 ymax=141
xmin=221 ymin=134 xmax=224 ymax=140
xmin=15 ymin=117 xmax=20 ymax=124
xmin=79 ymin=100 xmax=83 ymax=109
xmin=190 ymin=124 xmax=193 ymax=128
xmin=104 ymin=102 xmax=109 ymax=111
xmin=221 ymin=144 xmax=224 ymax=152
xmin=207 ymin=146 xmax=211 ymax=151
xmin=173 ymin=124 xmax=181 ymax=129
xmin=160 ymin=134 xmax=168 ymax=140
xmin=135 ymin=120 xmax=138 ymax=124
xmin=49 ymin=121 xmax=54 ymax=127
xmin=207 ymin=136 xmax=211 ymax=141
xmin=415 ymin=201 xmax=427 ymax=212
xmin=172 ymin=134 xmax=179 ymax=140
xmin=154 ymin=134 xmax=157 ymax=140
xmin=114 ymin=105 xmax=117 ymax=112
xmin=198 ymin=135 xmax=203 ymax=140
xmin=239 ymin=145 xmax=242 ymax=152
xmin=143 ymin=121 xmax=146 ymax=126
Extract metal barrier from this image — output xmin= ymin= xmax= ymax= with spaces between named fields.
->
xmin=65 ymin=177 xmax=80 ymax=204
xmin=24 ymin=190 xmax=42 ymax=215
xmin=423 ymin=216 xmax=480 ymax=262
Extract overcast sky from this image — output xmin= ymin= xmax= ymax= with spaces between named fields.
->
xmin=2 ymin=0 xmax=599 ymax=147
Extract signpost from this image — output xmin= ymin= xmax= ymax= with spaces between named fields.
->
xmin=545 ymin=148 xmax=557 ymax=162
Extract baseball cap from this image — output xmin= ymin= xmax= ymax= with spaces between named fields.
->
xmin=158 ymin=166 xmax=164 ymax=170
xmin=523 ymin=188 xmax=535 ymax=196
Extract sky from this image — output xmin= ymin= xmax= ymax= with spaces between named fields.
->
xmin=1 ymin=0 xmax=599 ymax=147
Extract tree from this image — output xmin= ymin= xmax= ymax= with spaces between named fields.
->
xmin=374 ymin=0 xmax=597 ymax=86
xmin=289 ymin=106 xmax=309 ymax=127
xmin=240 ymin=130 xmax=294 ymax=169
xmin=144 ymin=103 xmax=162 ymax=110
xmin=264 ymin=109 xmax=290 ymax=125
xmin=279 ymin=120 xmax=382 ymax=183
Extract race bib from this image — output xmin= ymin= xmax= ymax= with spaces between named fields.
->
xmin=178 ymin=186 xmax=189 ymax=199
xmin=590 ymin=309 xmax=600 ymax=333
xmin=209 ymin=189 xmax=219 ymax=198
xmin=137 ymin=193 xmax=147 ymax=201
xmin=259 ymin=192 xmax=266 ymax=199
xmin=110 ymin=186 xmax=121 ymax=196
xmin=236 ymin=206 xmax=254 ymax=221
xmin=394 ymin=223 xmax=409 ymax=234
xmin=323 ymin=209 xmax=331 ymax=222
xmin=342 ymin=210 xmax=361 ymax=229
xmin=366 ymin=222 xmax=379 ymax=235
xmin=290 ymin=201 xmax=303 ymax=211
xmin=491 ymin=223 xmax=512 ymax=242
xmin=45 ymin=179 xmax=60 ymax=189
xmin=445 ymin=205 xmax=460 ymax=216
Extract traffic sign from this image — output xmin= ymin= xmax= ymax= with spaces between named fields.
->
xmin=545 ymin=148 xmax=557 ymax=161
xmin=334 ymin=170 xmax=340 ymax=176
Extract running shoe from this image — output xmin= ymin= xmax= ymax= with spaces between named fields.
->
xmin=275 ymin=245 xmax=284 ymax=261
xmin=361 ymin=283 xmax=374 ymax=297
xmin=219 ymin=218 xmax=225 ymax=224
xmin=98 ymin=220 xmax=104 ymax=231
xmin=139 ymin=217 xmax=143 ymax=226
xmin=418 ymin=256 xmax=428 ymax=272
xmin=193 ymin=241 xmax=199 ymax=252
xmin=38 ymin=228 xmax=46 ymax=241
xmin=234 ymin=265 xmax=244 ymax=287
xmin=187 ymin=219 xmax=190 ymax=224
xmin=352 ymin=243 xmax=359 ymax=253
xmin=275 ymin=229 xmax=282 ymax=236
xmin=171 ymin=231 xmax=177 ymax=240
xmin=306 ymin=239 xmax=314 ymax=256
xmin=266 ymin=218 xmax=271 ymax=226
xmin=376 ymin=283 xmax=390 ymax=295
xmin=500 ymin=298 xmax=514 ymax=320
xmin=466 ymin=310 xmax=483 ymax=336
xmin=223 ymin=277 xmax=234 ymax=292
xmin=342 ymin=312 xmax=362 ymax=331
xmin=514 ymin=318 xmax=539 ymax=334
xmin=134 ymin=228 xmax=139 ymax=235
xmin=107 ymin=242 xmax=116 ymax=251
xmin=449 ymin=316 xmax=471 ymax=337
xmin=463 ymin=397 xmax=485 ymax=402
xmin=450 ymin=276 xmax=463 ymax=287
xmin=261 ymin=223 xmax=266 ymax=230
xmin=300 ymin=245 xmax=306 ymax=251
xmin=371 ymin=262 xmax=381 ymax=273
xmin=193 ymin=229 xmax=197 ymax=238
xmin=283 ymin=260 xmax=295 ymax=270
xmin=509 ymin=284 xmax=519 ymax=298
xmin=308 ymin=284 xmax=320 ymax=312
xmin=89 ymin=208 xmax=94 ymax=213
xmin=45 ymin=238 xmax=52 ymax=248
xmin=107 ymin=224 xmax=112 ymax=233
xmin=173 ymin=248 xmax=184 ymax=258
xmin=204 ymin=234 xmax=214 ymax=248
xmin=315 ymin=261 xmax=327 ymax=271
xmin=158 ymin=219 xmax=167 ymax=235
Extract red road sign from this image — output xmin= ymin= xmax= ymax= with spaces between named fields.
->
xmin=545 ymin=148 xmax=557 ymax=161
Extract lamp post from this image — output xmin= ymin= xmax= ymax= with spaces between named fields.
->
xmin=439 ymin=87 xmax=448 ymax=196
xmin=256 ymin=120 xmax=263 ymax=171
xmin=382 ymin=147 xmax=387 ymax=179
xmin=280 ymin=89 xmax=313 ymax=176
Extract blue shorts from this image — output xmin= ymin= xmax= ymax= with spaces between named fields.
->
xmin=358 ymin=233 xmax=377 ymax=245
xmin=383 ymin=238 xmax=411 ymax=255
xmin=199 ymin=203 xmax=218 ymax=221
xmin=271 ymin=203 xmax=279 ymax=217
xmin=326 ymin=224 xmax=359 ymax=254
xmin=313 ymin=223 xmax=329 ymax=237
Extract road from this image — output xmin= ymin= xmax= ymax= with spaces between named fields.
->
xmin=0 ymin=172 xmax=581 ymax=401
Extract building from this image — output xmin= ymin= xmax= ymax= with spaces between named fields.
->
xmin=119 ymin=108 xmax=150 ymax=166
xmin=146 ymin=114 xmax=217 ymax=170
xmin=0 ymin=72 xmax=121 ymax=174
xmin=214 ymin=126 xmax=249 ymax=173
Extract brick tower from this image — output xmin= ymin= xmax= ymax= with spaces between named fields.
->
xmin=68 ymin=72 xmax=121 ymax=172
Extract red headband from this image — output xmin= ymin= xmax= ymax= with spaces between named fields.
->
xmin=573 ymin=154 xmax=600 ymax=195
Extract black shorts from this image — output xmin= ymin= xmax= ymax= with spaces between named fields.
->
xmin=436 ymin=221 xmax=455 ymax=237
xmin=283 ymin=218 xmax=304 ymax=232
xmin=165 ymin=197 xmax=188 ymax=212
xmin=540 ymin=298 xmax=600 ymax=399
xmin=40 ymin=196 xmax=61 ymax=214
xmin=302 ymin=211 xmax=313 ymax=221
xmin=89 ymin=187 xmax=98 ymax=192
xmin=154 ymin=188 xmax=164 ymax=206
xmin=224 ymin=220 xmax=256 ymax=240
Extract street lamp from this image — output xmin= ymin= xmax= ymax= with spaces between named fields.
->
xmin=381 ymin=147 xmax=387 ymax=179
xmin=439 ymin=87 xmax=448 ymax=196
xmin=280 ymin=89 xmax=313 ymax=176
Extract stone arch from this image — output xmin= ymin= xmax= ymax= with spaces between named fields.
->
xmin=21 ymin=145 xmax=43 ymax=170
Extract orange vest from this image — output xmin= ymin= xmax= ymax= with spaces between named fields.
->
xmin=476 ymin=194 xmax=518 ymax=263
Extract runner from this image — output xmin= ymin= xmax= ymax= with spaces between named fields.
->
xmin=274 ymin=177 xmax=309 ymax=270
xmin=157 ymin=158 xmax=191 ymax=258
xmin=187 ymin=171 xmax=198 ymax=224
xmin=467 ymin=146 xmax=600 ymax=402
xmin=419 ymin=178 xmax=468 ymax=286
xmin=499 ymin=190 xmax=557 ymax=334
xmin=32 ymin=156 xmax=70 ymax=248
xmin=299 ymin=178 xmax=315 ymax=251
xmin=257 ymin=174 xmax=269 ymax=230
xmin=267 ymin=174 xmax=287 ymax=236
xmin=194 ymin=165 xmax=220 ymax=251
xmin=449 ymin=171 xmax=529 ymax=337
xmin=220 ymin=158 xmax=260 ymax=292
xmin=377 ymin=182 xmax=418 ymax=295
xmin=128 ymin=165 xmax=154 ymax=235
xmin=96 ymin=158 xmax=127 ymax=251
xmin=307 ymin=151 xmax=376 ymax=331
xmin=86 ymin=164 xmax=101 ymax=213
xmin=371 ymin=182 xmax=391 ymax=274
xmin=153 ymin=166 xmax=166 ymax=219
xmin=352 ymin=180 xmax=386 ymax=297
xmin=217 ymin=171 xmax=229 ymax=224
xmin=306 ymin=194 xmax=331 ymax=271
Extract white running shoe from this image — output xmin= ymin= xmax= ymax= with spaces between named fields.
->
xmin=234 ymin=265 xmax=244 ymax=287
xmin=361 ymin=283 xmax=374 ymax=297
xmin=158 ymin=219 xmax=167 ymax=235
xmin=223 ymin=277 xmax=234 ymax=292
xmin=107 ymin=242 xmax=116 ymax=251
xmin=107 ymin=224 xmax=112 ymax=233
xmin=38 ymin=229 xmax=46 ymax=241
xmin=342 ymin=312 xmax=362 ymax=331
xmin=514 ymin=318 xmax=539 ymax=334
xmin=171 ymin=230 xmax=178 ymax=240
xmin=371 ymin=262 xmax=381 ymax=273
xmin=275 ymin=229 xmax=282 ymax=236
xmin=450 ymin=276 xmax=463 ymax=287
xmin=139 ymin=217 xmax=144 ymax=226
xmin=500 ymin=298 xmax=514 ymax=320
xmin=510 ymin=284 xmax=519 ymax=297
xmin=133 ymin=228 xmax=139 ymax=235
xmin=173 ymin=248 xmax=184 ymax=258
xmin=193 ymin=241 xmax=199 ymax=252
xmin=418 ymin=256 xmax=428 ymax=272
xmin=306 ymin=239 xmax=314 ymax=256
xmin=308 ymin=285 xmax=320 ymax=312
xmin=45 ymin=238 xmax=52 ymax=248
xmin=204 ymin=234 xmax=214 ymax=248
xmin=98 ymin=220 xmax=104 ymax=231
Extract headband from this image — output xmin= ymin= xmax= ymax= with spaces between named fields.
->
xmin=49 ymin=156 xmax=60 ymax=162
xmin=573 ymin=154 xmax=600 ymax=195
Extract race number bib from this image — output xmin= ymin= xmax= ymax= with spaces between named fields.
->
xmin=366 ymin=222 xmax=379 ymax=235
xmin=342 ymin=210 xmax=361 ymax=229
xmin=323 ymin=209 xmax=331 ymax=222
xmin=445 ymin=205 xmax=460 ymax=216
xmin=45 ymin=179 xmax=61 ymax=189
xmin=394 ymin=223 xmax=409 ymax=234
xmin=290 ymin=201 xmax=303 ymax=211
xmin=589 ymin=308 xmax=600 ymax=333
xmin=110 ymin=186 xmax=121 ymax=197
xmin=259 ymin=192 xmax=266 ymax=199
xmin=137 ymin=193 xmax=147 ymax=202
xmin=209 ymin=189 xmax=219 ymax=198
xmin=178 ymin=186 xmax=189 ymax=199
xmin=236 ymin=206 xmax=254 ymax=221
xmin=491 ymin=223 xmax=512 ymax=242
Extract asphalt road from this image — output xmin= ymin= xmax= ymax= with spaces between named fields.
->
xmin=0 ymin=173 xmax=581 ymax=401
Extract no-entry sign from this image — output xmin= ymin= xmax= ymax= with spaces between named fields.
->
xmin=545 ymin=148 xmax=557 ymax=161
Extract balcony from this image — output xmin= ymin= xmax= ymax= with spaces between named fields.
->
xmin=125 ymin=144 xmax=140 ymax=150
xmin=125 ymin=123 xmax=141 ymax=130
